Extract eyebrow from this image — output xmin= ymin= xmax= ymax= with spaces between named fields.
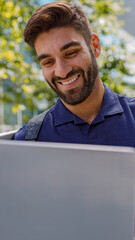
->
xmin=37 ymin=41 xmax=81 ymax=62
xmin=38 ymin=54 xmax=50 ymax=62
xmin=60 ymin=41 xmax=81 ymax=51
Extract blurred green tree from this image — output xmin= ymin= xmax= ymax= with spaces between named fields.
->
xmin=0 ymin=0 xmax=57 ymax=124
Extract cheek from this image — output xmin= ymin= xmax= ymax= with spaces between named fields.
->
xmin=42 ymin=68 xmax=51 ymax=82
xmin=75 ymin=53 xmax=91 ymax=68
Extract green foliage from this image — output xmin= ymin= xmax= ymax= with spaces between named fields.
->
xmin=0 ymin=0 xmax=57 ymax=123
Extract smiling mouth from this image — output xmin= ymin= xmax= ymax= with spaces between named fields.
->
xmin=58 ymin=74 xmax=80 ymax=85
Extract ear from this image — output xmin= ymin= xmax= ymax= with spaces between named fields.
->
xmin=90 ymin=34 xmax=101 ymax=58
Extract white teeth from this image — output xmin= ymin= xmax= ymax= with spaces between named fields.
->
xmin=61 ymin=76 xmax=78 ymax=85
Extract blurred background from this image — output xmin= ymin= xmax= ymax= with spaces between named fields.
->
xmin=0 ymin=0 xmax=135 ymax=132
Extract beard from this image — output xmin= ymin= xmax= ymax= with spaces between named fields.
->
xmin=46 ymin=46 xmax=99 ymax=105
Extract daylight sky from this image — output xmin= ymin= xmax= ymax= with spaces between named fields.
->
xmin=39 ymin=0 xmax=55 ymax=5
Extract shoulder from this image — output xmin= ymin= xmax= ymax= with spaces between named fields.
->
xmin=117 ymin=94 xmax=135 ymax=112
xmin=14 ymin=125 xmax=26 ymax=140
xmin=14 ymin=106 xmax=55 ymax=141
xmin=115 ymin=93 xmax=135 ymax=121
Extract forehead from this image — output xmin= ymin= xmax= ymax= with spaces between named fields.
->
xmin=34 ymin=27 xmax=87 ymax=55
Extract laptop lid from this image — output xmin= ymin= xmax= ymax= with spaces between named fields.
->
xmin=0 ymin=140 xmax=134 ymax=240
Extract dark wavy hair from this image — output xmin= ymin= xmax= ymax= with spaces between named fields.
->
xmin=24 ymin=1 xmax=92 ymax=48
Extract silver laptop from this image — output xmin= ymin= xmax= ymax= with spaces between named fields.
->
xmin=0 ymin=140 xmax=134 ymax=240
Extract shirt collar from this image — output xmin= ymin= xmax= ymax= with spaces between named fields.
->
xmin=53 ymin=84 xmax=123 ymax=126
xmin=54 ymin=99 xmax=85 ymax=126
xmin=92 ymin=84 xmax=123 ymax=124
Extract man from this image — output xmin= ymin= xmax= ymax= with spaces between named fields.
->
xmin=14 ymin=1 xmax=135 ymax=147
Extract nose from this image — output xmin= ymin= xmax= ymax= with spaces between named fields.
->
xmin=54 ymin=59 xmax=72 ymax=79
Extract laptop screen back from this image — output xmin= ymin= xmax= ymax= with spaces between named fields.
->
xmin=0 ymin=141 xmax=134 ymax=240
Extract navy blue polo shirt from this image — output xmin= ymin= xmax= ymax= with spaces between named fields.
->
xmin=14 ymin=85 xmax=135 ymax=147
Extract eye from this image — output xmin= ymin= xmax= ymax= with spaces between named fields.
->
xmin=65 ymin=49 xmax=79 ymax=58
xmin=41 ymin=59 xmax=54 ymax=67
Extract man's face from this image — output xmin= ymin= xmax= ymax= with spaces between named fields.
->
xmin=35 ymin=27 xmax=99 ymax=105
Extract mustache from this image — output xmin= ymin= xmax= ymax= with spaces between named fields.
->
xmin=52 ymin=68 xmax=85 ymax=84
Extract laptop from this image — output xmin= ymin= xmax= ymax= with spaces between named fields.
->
xmin=0 ymin=140 xmax=134 ymax=240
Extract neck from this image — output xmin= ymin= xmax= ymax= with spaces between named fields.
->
xmin=61 ymin=78 xmax=105 ymax=124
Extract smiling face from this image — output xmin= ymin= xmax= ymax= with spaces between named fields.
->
xmin=35 ymin=27 xmax=100 ymax=106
